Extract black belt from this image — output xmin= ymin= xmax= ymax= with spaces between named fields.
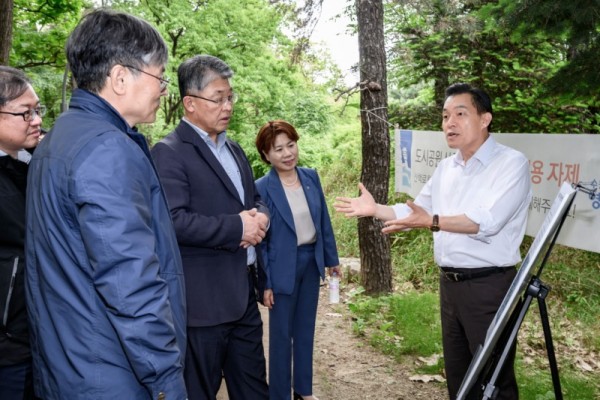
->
xmin=440 ymin=266 xmax=513 ymax=282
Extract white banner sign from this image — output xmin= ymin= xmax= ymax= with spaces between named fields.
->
xmin=394 ymin=130 xmax=600 ymax=253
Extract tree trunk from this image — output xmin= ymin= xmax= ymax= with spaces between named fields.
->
xmin=355 ymin=0 xmax=392 ymax=295
xmin=0 ymin=0 xmax=14 ymax=65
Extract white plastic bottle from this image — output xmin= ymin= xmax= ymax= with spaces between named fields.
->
xmin=329 ymin=272 xmax=340 ymax=304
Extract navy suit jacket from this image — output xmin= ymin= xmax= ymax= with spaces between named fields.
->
xmin=255 ymin=167 xmax=339 ymax=295
xmin=152 ymin=120 xmax=268 ymax=327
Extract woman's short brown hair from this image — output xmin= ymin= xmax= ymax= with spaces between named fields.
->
xmin=255 ymin=119 xmax=299 ymax=164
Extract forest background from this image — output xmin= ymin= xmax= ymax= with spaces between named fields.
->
xmin=2 ymin=0 xmax=599 ymax=398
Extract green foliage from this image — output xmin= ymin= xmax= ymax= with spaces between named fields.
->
xmin=10 ymin=0 xmax=86 ymax=128
xmin=10 ymin=0 xmax=334 ymax=148
xmin=12 ymin=0 xmax=85 ymax=70
xmin=27 ymin=67 xmax=67 ymax=124
xmin=321 ymin=95 xmax=363 ymax=257
xmin=384 ymin=0 xmax=600 ymax=134
xmin=482 ymin=0 xmax=600 ymax=100
xmin=111 ymin=0 xmax=335 ymax=171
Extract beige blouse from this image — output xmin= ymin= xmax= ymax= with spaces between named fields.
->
xmin=283 ymin=185 xmax=317 ymax=246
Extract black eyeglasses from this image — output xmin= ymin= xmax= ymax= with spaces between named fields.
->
xmin=0 ymin=105 xmax=46 ymax=122
xmin=186 ymin=93 xmax=238 ymax=106
xmin=123 ymin=65 xmax=170 ymax=91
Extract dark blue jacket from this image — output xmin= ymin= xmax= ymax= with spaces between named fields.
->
xmin=25 ymin=89 xmax=187 ymax=399
xmin=256 ymin=167 xmax=339 ymax=294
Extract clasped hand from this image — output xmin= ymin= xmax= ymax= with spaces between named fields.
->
xmin=239 ymin=208 xmax=268 ymax=248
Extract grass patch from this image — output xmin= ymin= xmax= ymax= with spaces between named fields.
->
xmin=348 ymin=291 xmax=442 ymax=362
xmin=516 ymin=355 xmax=598 ymax=399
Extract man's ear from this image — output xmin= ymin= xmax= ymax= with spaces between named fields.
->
xmin=107 ymin=65 xmax=128 ymax=95
xmin=481 ymin=112 xmax=492 ymax=129
xmin=182 ymin=96 xmax=196 ymax=113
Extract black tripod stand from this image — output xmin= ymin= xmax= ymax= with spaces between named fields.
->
xmin=478 ymin=276 xmax=562 ymax=400
xmin=470 ymin=183 xmax=598 ymax=399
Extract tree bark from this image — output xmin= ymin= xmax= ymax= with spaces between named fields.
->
xmin=355 ymin=0 xmax=392 ymax=294
xmin=0 ymin=0 xmax=14 ymax=65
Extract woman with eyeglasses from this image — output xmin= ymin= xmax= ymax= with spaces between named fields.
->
xmin=0 ymin=66 xmax=44 ymax=399
xmin=255 ymin=120 xmax=340 ymax=400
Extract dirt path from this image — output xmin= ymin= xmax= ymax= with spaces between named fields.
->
xmin=309 ymin=284 xmax=447 ymax=399
xmin=218 ymin=282 xmax=447 ymax=399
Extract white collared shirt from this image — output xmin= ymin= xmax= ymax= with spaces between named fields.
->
xmin=392 ymin=136 xmax=532 ymax=268
xmin=0 ymin=149 xmax=32 ymax=164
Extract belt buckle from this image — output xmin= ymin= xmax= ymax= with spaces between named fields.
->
xmin=445 ymin=271 xmax=462 ymax=282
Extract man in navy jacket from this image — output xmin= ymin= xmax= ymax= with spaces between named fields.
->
xmin=152 ymin=55 xmax=269 ymax=400
xmin=25 ymin=10 xmax=187 ymax=400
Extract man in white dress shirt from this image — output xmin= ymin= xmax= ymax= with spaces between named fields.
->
xmin=334 ymin=82 xmax=532 ymax=400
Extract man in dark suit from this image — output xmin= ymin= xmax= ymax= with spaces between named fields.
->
xmin=152 ymin=55 xmax=269 ymax=400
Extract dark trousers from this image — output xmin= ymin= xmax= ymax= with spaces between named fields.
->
xmin=185 ymin=272 xmax=269 ymax=400
xmin=268 ymin=244 xmax=320 ymax=400
xmin=440 ymin=267 xmax=519 ymax=400
xmin=0 ymin=360 xmax=35 ymax=400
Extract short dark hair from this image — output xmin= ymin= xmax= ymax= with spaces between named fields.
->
xmin=0 ymin=66 xmax=31 ymax=108
xmin=444 ymin=83 xmax=493 ymax=132
xmin=255 ymin=120 xmax=300 ymax=164
xmin=178 ymin=55 xmax=233 ymax=99
xmin=66 ymin=9 xmax=168 ymax=93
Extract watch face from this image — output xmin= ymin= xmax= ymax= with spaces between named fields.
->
xmin=430 ymin=225 xmax=440 ymax=232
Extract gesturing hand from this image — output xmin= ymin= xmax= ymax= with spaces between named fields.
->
xmin=381 ymin=200 xmax=429 ymax=234
xmin=334 ymin=182 xmax=377 ymax=218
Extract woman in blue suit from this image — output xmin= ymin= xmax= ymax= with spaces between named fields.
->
xmin=255 ymin=120 xmax=340 ymax=400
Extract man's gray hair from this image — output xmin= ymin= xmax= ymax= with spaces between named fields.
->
xmin=177 ymin=55 xmax=233 ymax=98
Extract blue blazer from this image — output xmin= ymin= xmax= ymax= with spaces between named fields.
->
xmin=256 ymin=167 xmax=339 ymax=295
